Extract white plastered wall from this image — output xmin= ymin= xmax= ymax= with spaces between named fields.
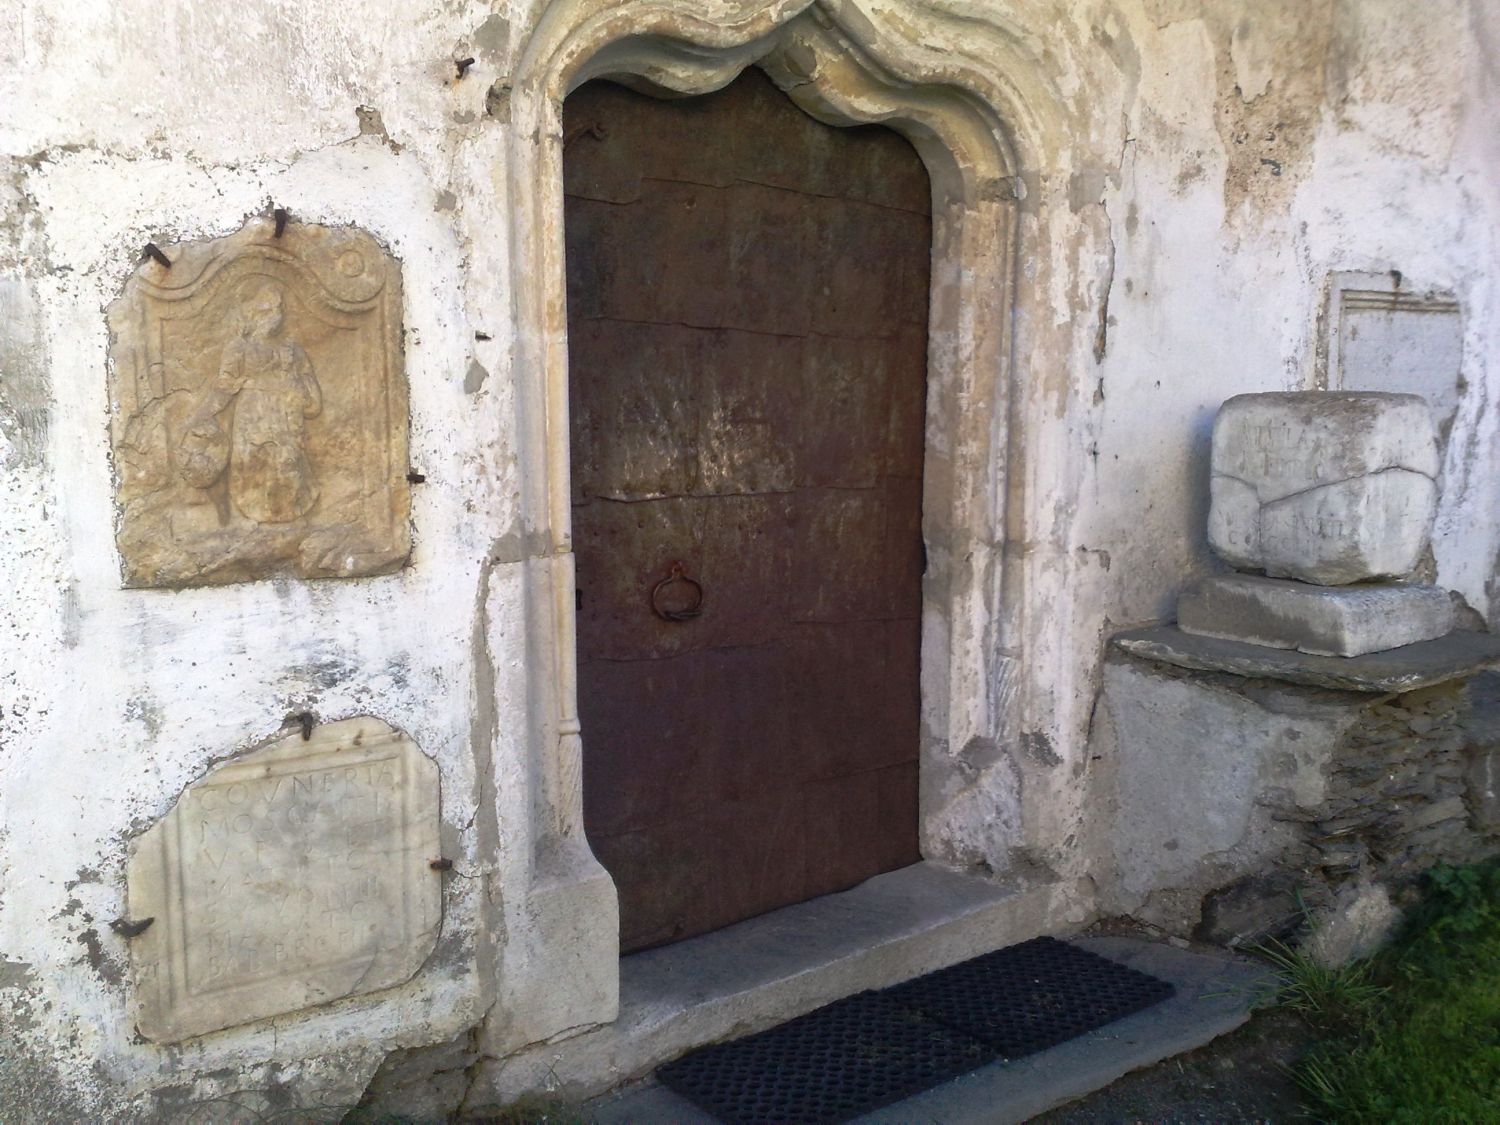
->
xmin=0 ymin=0 xmax=1497 ymax=1115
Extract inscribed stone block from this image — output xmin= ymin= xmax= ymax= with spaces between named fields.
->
xmin=1207 ymin=392 xmax=1438 ymax=584
xmin=1177 ymin=574 xmax=1454 ymax=657
xmin=126 ymin=717 xmax=441 ymax=1042
xmin=108 ymin=218 xmax=409 ymax=587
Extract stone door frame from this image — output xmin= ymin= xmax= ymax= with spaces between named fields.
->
xmin=498 ymin=0 xmax=1054 ymax=1037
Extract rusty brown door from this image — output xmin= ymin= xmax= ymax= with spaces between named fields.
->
xmin=565 ymin=69 xmax=930 ymax=953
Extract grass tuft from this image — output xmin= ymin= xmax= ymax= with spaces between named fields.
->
xmin=1283 ymin=858 xmax=1500 ymax=1124
xmin=1252 ymin=938 xmax=1386 ymax=1030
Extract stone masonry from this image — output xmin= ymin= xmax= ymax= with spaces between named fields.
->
xmin=1098 ymin=645 xmax=1500 ymax=963
xmin=1285 ymin=681 xmax=1483 ymax=889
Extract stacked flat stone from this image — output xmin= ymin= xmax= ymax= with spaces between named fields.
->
xmin=1178 ymin=391 xmax=1453 ymax=657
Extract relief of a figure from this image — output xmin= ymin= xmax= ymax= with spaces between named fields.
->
xmin=179 ymin=281 xmax=323 ymax=524
xmin=108 ymin=217 xmax=409 ymax=587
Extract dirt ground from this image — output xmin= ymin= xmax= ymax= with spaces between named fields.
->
xmin=1031 ymin=1007 xmax=1313 ymax=1124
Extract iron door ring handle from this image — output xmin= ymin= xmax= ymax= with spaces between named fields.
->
xmin=651 ymin=561 xmax=703 ymax=622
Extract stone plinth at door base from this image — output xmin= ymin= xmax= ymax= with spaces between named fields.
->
xmin=470 ymin=863 xmax=1086 ymax=1106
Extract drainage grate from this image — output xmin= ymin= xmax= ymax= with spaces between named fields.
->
xmin=657 ymin=937 xmax=1176 ymax=1124
xmin=884 ymin=936 xmax=1178 ymax=1058
xmin=657 ymin=989 xmax=995 ymax=1124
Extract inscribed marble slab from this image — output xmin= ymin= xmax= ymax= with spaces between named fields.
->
xmin=126 ymin=717 xmax=441 ymax=1042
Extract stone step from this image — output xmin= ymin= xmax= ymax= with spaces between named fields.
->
xmin=480 ymin=862 xmax=1080 ymax=1104
xmin=586 ymin=937 xmax=1274 ymax=1125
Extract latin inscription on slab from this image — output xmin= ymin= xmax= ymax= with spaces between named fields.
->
xmin=127 ymin=717 xmax=441 ymax=1042
xmin=108 ymin=218 xmax=409 ymax=587
xmin=1327 ymin=272 xmax=1464 ymax=439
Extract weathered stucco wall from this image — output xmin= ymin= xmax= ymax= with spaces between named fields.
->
xmin=1 ymin=0 xmax=1497 ymax=1116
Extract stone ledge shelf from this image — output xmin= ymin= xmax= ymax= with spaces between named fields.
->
xmin=1114 ymin=625 xmax=1500 ymax=694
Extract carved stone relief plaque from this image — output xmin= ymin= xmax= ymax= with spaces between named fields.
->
xmin=126 ymin=717 xmax=442 ymax=1042
xmin=108 ymin=218 xmax=410 ymax=587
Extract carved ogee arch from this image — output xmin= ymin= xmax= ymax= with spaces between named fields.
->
xmin=499 ymin=0 xmax=1060 ymax=944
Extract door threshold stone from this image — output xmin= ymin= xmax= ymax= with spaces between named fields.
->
xmin=587 ymin=936 xmax=1274 ymax=1124
xmin=478 ymin=862 xmax=1085 ymax=1104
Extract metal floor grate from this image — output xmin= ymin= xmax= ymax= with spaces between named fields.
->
xmin=656 ymin=936 xmax=1176 ymax=1124
xmin=657 ymin=989 xmax=993 ymax=1124
xmin=884 ymin=936 xmax=1178 ymax=1058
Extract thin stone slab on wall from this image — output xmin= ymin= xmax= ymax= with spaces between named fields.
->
xmin=126 ymin=717 xmax=442 ymax=1042
xmin=1326 ymin=273 xmax=1466 ymax=444
xmin=108 ymin=217 xmax=410 ymax=587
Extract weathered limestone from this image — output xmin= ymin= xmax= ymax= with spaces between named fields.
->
xmin=1091 ymin=657 xmax=1340 ymax=935
xmin=126 ymin=717 xmax=442 ymax=1042
xmin=1207 ymin=391 xmax=1439 ymax=585
xmin=1190 ymin=391 xmax=1453 ymax=659
xmin=108 ymin=218 xmax=410 ymax=588
xmin=1177 ymin=574 xmax=1454 ymax=657
xmin=1302 ymin=880 xmax=1400 ymax=968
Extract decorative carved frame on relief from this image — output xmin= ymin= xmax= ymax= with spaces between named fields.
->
xmin=498 ymin=0 xmax=1066 ymax=1040
xmin=107 ymin=219 xmax=410 ymax=588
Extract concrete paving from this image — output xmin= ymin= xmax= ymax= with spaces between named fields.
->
xmin=585 ymin=936 xmax=1275 ymax=1124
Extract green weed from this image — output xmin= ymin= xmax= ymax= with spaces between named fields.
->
xmin=1252 ymin=938 xmax=1386 ymax=1030
xmin=1288 ymin=858 xmax=1500 ymax=1124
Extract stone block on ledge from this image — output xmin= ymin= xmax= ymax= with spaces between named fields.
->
xmin=1177 ymin=574 xmax=1454 ymax=657
xmin=1207 ymin=392 xmax=1439 ymax=585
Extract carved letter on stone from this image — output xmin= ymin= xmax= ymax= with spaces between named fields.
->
xmin=126 ymin=717 xmax=441 ymax=1042
xmin=108 ymin=218 xmax=409 ymax=587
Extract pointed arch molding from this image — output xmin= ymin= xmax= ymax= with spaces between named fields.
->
xmin=499 ymin=0 xmax=1058 ymax=1025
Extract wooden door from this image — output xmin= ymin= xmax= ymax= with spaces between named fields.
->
xmin=565 ymin=69 xmax=930 ymax=953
